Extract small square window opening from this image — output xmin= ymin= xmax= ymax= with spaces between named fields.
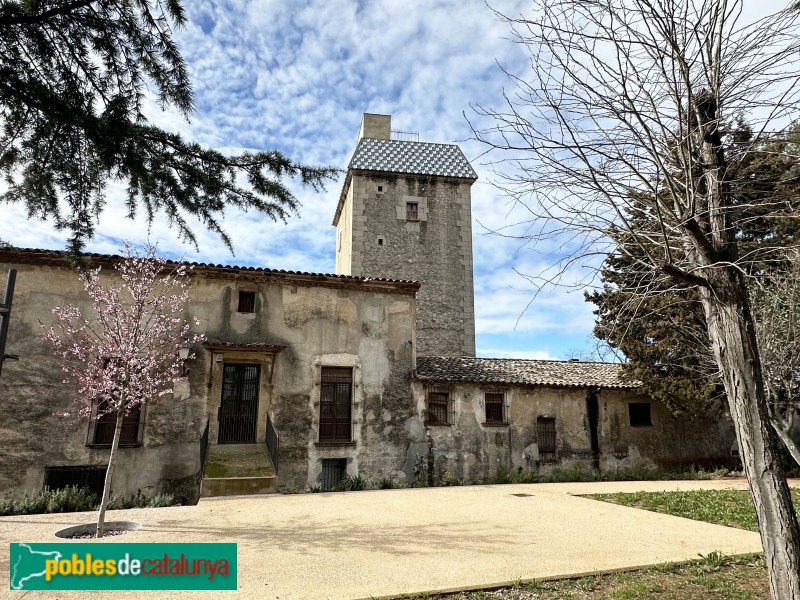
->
xmin=377 ymin=237 xmax=385 ymax=246
xmin=629 ymin=402 xmax=652 ymax=427
xmin=237 ymin=291 xmax=256 ymax=313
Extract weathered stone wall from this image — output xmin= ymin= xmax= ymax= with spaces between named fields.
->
xmin=409 ymin=381 xmax=738 ymax=484
xmin=0 ymin=262 xmax=205 ymax=503
xmin=0 ymin=255 xmax=420 ymax=499
xmin=341 ymin=172 xmax=476 ymax=357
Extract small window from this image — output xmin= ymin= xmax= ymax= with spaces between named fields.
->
xmin=629 ymin=402 xmax=652 ymax=427
xmin=90 ymin=399 xmax=144 ymax=447
xmin=537 ymin=417 xmax=557 ymax=462
xmin=321 ymin=458 xmax=347 ymax=490
xmin=320 ymin=367 xmax=353 ymax=442
xmin=44 ymin=466 xmax=107 ymax=496
xmin=426 ymin=388 xmax=452 ymax=425
xmin=377 ymin=185 xmax=384 ymax=193
xmin=484 ymin=390 xmax=506 ymax=424
xmin=406 ymin=202 xmax=419 ymax=221
xmin=237 ymin=291 xmax=256 ymax=313
xmin=377 ymin=237 xmax=385 ymax=246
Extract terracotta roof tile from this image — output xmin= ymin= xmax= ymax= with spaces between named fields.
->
xmin=415 ymin=356 xmax=638 ymax=389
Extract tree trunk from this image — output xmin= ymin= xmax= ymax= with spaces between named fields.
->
xmin=96 ymin=407 xmax=125 ymax=538
xmin=700 ymin=271 xmax=800 ymax=599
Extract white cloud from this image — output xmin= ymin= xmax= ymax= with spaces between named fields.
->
xmin=2 ymin=0 xmax=608 ymax=359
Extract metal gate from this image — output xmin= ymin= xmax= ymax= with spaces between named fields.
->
xmin=218 ymin=364 xmax=260 ymax=444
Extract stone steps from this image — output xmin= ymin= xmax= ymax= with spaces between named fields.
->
xmin=201 ymin=444 xmax=277 ymax=497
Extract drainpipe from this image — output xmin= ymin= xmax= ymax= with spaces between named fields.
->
xmin=586 ymin=386 xmax=601 ymax=471
xmin=0 ymin=269 xmax=17 ymax=379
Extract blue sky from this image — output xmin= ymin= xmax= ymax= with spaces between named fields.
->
xmin=2 ymin=0 xmax=611 ymax=360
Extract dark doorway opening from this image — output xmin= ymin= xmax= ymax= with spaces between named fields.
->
xmin=219 ymin=363 xmax=260 ymax=443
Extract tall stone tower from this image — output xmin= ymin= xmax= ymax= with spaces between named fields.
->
xmin=333 ymin=113 xmax=477 ymax=356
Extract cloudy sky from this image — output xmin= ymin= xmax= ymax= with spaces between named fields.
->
xmin=3 ymin=0 xmax=612 ymax=361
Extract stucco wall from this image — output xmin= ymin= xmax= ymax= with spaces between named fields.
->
xmin=342 ymin=172 xmax=476 ymax=357
xmin=410 ymin=381 xmax=738 ymax=484
xmin=0 ymin=257 xmax=420 ymax=499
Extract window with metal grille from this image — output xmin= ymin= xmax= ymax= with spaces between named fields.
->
xmin=629 ymin=402 xmax=652 ymax=427
xmin=537 ymin=417 xmax=557 ymax=462
xmin=321 ymin=458 xmax=347 ymax=490
xmin=44 ymin=466 xmax=107 ymax=496
xmin=406 ymin=202 xmax=419 ymax=221
xmin=237 ymin=290 xmax=256 ymax=313
xmin=484 ymin=390 xmax=506 ymax=424
xmin=90 ymin=399 xmax=144 ymax=447
xmin=426 ymin=388 xmax=451 ymax=425
xmin=319 ymin=367 xmax=353 ymax=442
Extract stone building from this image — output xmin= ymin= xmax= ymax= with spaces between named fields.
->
xmin=413 ymin=357 xmax=737 ymax=484
xmin=0 ymin=114 xmax=738 ymax=501
xmin=0 ymin=249 xmax=421 ymax=500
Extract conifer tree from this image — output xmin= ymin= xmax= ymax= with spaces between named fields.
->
xmin=0 ymin=1 xmax=337 ymax=253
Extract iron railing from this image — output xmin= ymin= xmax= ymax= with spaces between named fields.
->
xmin=266 ymin=416 xmax=279 ymax=472
xmin=199 ymin=419 xmax=210 ymax=475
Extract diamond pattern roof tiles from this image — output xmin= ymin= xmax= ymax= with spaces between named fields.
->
xmin=349 ymin=139 xmax=477 ymax=179
xmin=415 ymin=356 xmax=639 ymax=389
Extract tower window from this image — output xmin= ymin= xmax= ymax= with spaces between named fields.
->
xmin=406 ymin=202 xmax=419 ymax=221
xmin=377 ymin=185 xmax=384 ymax=193
xmin=377 ymin=237 xmax=385 ymax=246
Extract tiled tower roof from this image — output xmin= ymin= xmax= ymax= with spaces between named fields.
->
xmin=349 ymin=138 xmax=477 ymax=179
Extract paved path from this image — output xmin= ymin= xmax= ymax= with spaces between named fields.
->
xmin=0 ymin=479 xmax=768 ymax=599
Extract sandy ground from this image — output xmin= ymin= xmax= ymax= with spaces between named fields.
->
xmin=0 ymin=479 xmax=771 ymax=599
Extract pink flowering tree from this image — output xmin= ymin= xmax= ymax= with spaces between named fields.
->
xmin=42 ymin=243 xmax=204 ymax=537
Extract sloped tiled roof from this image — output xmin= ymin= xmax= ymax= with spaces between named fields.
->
xmin=349 ymin=138 xmax=478 ymax=180
xmin=0 ymin=248 xmax=420 ymax=294
xmin=415 ymin=356 xmax=639 ymax=389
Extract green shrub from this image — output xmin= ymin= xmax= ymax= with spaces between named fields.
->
xmin=439 ymin=471 xmax=461 ymax=486
xmin=0 ymin=487 xmax=177 ymax=516
xmin=377 ymin=477 xmax=397 ymax=489
xmin=336 ymin=474 xmax=367 ymax=491
xmin=492 ymin=465 xmax=515 ymax=484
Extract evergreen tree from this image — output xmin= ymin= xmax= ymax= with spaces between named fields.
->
xmin=0 ymin=1 xmax=337 ymax=253
xmin=587 ymin=122 xmax=800 ymax=417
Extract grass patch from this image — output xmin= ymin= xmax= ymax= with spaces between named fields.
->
xmin=587 ymin=488 xmax=800 ymax=531
xmin=0 ymin=486 xmax=180 ymax=516
xmin=401 ymin=554 xmax=769 ymax=599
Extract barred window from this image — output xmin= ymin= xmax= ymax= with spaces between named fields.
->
xmin=320 ymin=367 xmax=353 ymax=442
xmin=537 ymin=417 xmax=557 ymax=462
xmin=44 ymin=466 xmax=107 ymax=496
xmin=321 ymin=458 xmax=347 ymax=491
xmin=484 ymin=390 xmax=506 ymax=424
xmin=426 ymin=388 xmax=452 ymax=425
